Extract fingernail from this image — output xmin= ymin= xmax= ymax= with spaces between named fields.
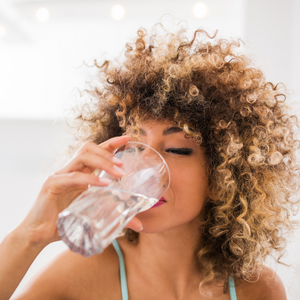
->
xmin=99 ymin=178 xmax=112 ymax=184
xmin=135 ymin=225 xmax=143 ymax=231
xmin=113 ymin=165 xmax=125 ymax=175
xmin=112 ymin=156 xmax=123 ymax=165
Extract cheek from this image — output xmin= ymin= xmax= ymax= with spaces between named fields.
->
xmin=136 ymin=167 xmax=209 ymax=233
xmin=169 ymin=163 xmax=209 ymax=208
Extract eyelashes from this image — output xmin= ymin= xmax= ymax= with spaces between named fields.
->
xmin=166 ymin=148 xmax=193 ymax=155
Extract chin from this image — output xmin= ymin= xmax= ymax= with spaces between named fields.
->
xmin=139 ymin=225 xmax=167 ymax=234
xmin=135 ymin=213 xmax=171 ymax=234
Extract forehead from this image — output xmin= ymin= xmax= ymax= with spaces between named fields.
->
xmin=126 ymin=120 xmax=204 ymax=151
xmin=139 ymin=125 xmax=183 ymax=136
xmin=132 ymin=120 xmax=180 ymax=134
xmin=127 ymin=120 xmax=197 ymax=142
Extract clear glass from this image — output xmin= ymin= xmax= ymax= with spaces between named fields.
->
xmin=57 ymin=142 xmax=170 ymax=257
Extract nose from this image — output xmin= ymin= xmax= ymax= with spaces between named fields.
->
xmin=137 ymin=136 xmax=162 ymax=155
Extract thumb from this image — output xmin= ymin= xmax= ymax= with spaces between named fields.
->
xmin=126 ymin=217 xmax=143 ymax=231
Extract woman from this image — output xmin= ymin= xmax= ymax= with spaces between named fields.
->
xmin=0 ymin=24 xmax=299 ymax=300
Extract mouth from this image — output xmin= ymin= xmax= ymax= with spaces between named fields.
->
xmin=151 ymin=196 xmax=167 ymax=209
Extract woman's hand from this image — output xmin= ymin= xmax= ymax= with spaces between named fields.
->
xmin=0 ymin=136 xmax=143 ymax=300
xmin=18 ymin=135 xmax=143 ymax=248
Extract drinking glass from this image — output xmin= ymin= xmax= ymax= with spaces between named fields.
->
xmin=57 ymin=141 xmax=170 ymax=257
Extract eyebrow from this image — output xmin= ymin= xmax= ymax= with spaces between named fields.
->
xmin=139 ymin=126 xmax=183 ymax=136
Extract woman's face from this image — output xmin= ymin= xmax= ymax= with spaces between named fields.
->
xmin=129 ymin=120 xmax=211 ymax=233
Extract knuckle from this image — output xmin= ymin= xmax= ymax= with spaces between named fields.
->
xmin=68 ymin=171 xmax=81 ymax=179
xmin=100 ymin=147 xmax=114 ymax=160
xmin=43 ymin=174 xmax=56 ymax=188
xmin=99 ymin=138 xmax=114 ymax=150
xmin=46 ymin=174 xmax=56 ymax=182
xmin=82 ymin=141 xmax=95 ymax=149
xmin=76 ymin=141 xmax=94 ymax=154
xmin=106 ymin=152 xmax=115 ymax=160
xmin=104 ymin=159 xmax=114 ymax=170
xmin=73 ymin=151 xmax=88 ymax=162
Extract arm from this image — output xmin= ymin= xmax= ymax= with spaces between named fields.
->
xmin=0 ymin=227 xmax=45 ymax=300
xmin=0 ymin=136 xmax=143 ymax=300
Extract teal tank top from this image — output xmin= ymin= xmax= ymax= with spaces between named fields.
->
xmin=112 ymin=240 xmax=238 ymax=300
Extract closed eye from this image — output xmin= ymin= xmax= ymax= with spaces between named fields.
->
xmin=166 ymin=148 xmax=193 ymax=155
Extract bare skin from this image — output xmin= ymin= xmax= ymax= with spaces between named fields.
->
xmin=0 ymin=135 xmax=142 ymax=300
xmin=0 ymin=121 xmax=287 ymax=300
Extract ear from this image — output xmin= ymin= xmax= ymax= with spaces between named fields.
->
xmin=208 ymin=189 xmax=219 ymax=201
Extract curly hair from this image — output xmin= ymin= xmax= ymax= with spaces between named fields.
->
xmin=72 ymin=22 xmax=300 ymax=288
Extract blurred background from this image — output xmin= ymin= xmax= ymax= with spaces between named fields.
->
xmin=0 ymin=0 xmax=300 ymax=298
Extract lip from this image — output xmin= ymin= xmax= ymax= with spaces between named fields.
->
xmin=151 ymin=197 xmax=167 ymax=209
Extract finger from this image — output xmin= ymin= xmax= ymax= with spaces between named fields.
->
xmin=58 ymin=153 xmax=125 ymax=178
xmin=99 ymin=135 xmax=131 ymax=153
xmin=56 ymin=137 xmax=130 ymax=175
xmin=44 ymin=172 xmax=113 ymax=193
xmin=125 ymin=217 xmax=143 ymax=231
xmin=75 ymin=141 xmax=124 ymax=165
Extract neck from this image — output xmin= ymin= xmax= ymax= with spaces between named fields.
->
xmin=135 ymin=219 xmax=203 ymax=293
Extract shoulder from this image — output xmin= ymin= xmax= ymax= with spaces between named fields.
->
xmin=235 ymin=266 xmax=286 ymax=300
xmin=13 ymin=242 xmax=121 ymax=300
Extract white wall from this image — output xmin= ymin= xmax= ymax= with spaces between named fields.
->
xmin=0 ymin=119 xmax=72 ymax=296
xmin=0 ymin=0 xmax=246 ymax=119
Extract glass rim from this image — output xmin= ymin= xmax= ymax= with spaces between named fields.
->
xmin=113 ymin=141 xmax=171 ymax=193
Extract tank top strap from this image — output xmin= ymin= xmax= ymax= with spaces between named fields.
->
xmin=112 ymin=240 xmax=129 ymax=300
xmin=112 ymin=240 xmax=237 ymax=300
xmin=228 ymin=276 xmax=238 ymax=300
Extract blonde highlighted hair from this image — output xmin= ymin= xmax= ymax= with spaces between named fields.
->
xmin=72 ymin=22 xmax=300 ymax=288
